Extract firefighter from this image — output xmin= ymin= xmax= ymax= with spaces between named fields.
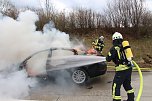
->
xmin=106 ymin=32 xmax=135 ymax=101
xmin=92 ymin=36 xmax=104 ymax=56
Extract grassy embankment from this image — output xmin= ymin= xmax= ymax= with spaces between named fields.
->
xmin=79 ymin=32 xmax=152 ymax=69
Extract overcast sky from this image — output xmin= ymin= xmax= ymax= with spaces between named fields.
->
xmin=50 ymin=0 xmax=108 ymax=12
xmin=10 ymin=0 xmax=152 ymax=12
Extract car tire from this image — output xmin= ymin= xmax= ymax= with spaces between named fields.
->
xmin=71 ymin=69 xmax=88 ymax=84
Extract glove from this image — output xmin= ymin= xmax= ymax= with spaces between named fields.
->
xmin=72 ymin=49 xmax=78 ymax=55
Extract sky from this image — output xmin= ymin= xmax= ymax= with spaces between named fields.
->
xmin=9 ymin=0 xmax=110 ymax=12
xmin=50 ymin=0 xmax=108 ymax=12
xmin=10 ymin=0 xmax=152 ymax=12
xmin=145 ymin=0 xmax=152 ymax=11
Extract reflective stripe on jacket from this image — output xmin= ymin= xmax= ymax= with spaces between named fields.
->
xmin=106 ymin=45 xmax=130 ymax=71
xmin=92 ymin=38 xmax=104 ymax=51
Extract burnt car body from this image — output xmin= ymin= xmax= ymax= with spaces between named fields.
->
xmin=19 ymin=48 xmax=107 ymax=84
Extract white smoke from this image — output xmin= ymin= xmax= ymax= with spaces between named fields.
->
xmin=0 ymin=10 xmax=106 ymax=100
xmin=0 ymin=10 xmax=72 ymax=99
xmin=0 ymin=70 xmax=37 ymax=99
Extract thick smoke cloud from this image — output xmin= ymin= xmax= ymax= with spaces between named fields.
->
xmin=0 ymin=10 xmax=105 ymax=100
xmin=0 ymin=10 xmax=72 ymax=99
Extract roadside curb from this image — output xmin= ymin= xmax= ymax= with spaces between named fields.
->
xmin=107 ymin=66 xmax=152 ymax=72
xmin=107 ymin=70 xmax=152 ymax=72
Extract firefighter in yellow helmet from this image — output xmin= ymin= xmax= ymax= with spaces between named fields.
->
xmin=106 ymin=32 xmax=135 ymax=101
xmin=92 ymin=36 xmax=104 ymax=56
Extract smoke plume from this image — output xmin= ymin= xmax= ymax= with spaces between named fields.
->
xmin=0 ymin=10 xmax=106 ymax=100
xmin=0 ymin=10 xmax=72 ymax=99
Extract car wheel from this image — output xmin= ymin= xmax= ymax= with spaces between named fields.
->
xmin=72 ymin=69 xmax=88 ymax=84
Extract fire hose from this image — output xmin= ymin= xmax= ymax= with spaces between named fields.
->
xmin=132 ymin=61 xmax=143 ymax=101
xmin=122 ymin=41 xmax=143 ymax=101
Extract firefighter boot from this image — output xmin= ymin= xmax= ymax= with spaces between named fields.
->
xmin=113 ymin=99 xmax=121 ymax=101
xmin=127 ymin=93 xmax=135 ymax=101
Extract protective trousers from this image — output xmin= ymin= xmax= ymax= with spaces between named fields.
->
xmin=112 ymin=68 xmax=135 ymax=101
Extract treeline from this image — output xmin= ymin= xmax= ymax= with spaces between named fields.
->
xmin=0 ymin=0 xmax=152 ymax=38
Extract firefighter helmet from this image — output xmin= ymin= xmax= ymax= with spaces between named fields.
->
xmin=112 ymin=32 xmax=123 ymax=40
xmin=99 ymin=36 xmax=104 ymax=41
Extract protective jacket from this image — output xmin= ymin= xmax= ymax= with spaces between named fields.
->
xmin=106 ymin=40 xmax=131 ymax=71
xmin=92 ymin=38 xmax=104 ymax=54
xmin=106 ymin=40 xmax=135 ymax=101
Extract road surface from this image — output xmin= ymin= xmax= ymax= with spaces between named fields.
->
xmin=25 ymin=71 xmax=152 ymax=101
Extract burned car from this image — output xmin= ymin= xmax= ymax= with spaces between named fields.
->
xmin=19 ymin=48 xmax=107 ymax=84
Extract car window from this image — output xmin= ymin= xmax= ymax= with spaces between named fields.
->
xmin=24 ymin=49 xmax=75 ymax=76
xmin=46 ymin=49 xmax=76 ymax=71
xmin=26 ymin=50 xmax=49 ymax=75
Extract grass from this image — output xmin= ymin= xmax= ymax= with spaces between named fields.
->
xmin=82 ymin=33 xmax=152 ymax=62
xmin=79 ymin=32 xmax=152 ymax=68
xmin=130 ymin=37 xmax=152 ymax=61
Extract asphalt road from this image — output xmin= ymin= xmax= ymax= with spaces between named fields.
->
xmin=25 ymin=71 xmax=152 ymax=101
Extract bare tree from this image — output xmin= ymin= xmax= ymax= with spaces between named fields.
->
xmin=95 ymin=13 xmax=103 ymax=28
xmin=104 ymin=0 xmax=144 ymax=27
xmin=34 ymin=0 xmax=57 ymax=31
xmin=67 ymin=11 xmax=76 ymax=30
xmin=130 ymin=0 xmax=144 ymax=31
xmin=75 ymin=8 xmax=86 ymax=28
xmin=140 ymin=10 xmax=152 ymax=37
xmin=0 ymin=0 xmax=19 ymax=19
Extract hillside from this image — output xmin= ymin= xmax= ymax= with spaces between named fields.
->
xmin=73 ymin=30 xmax=152 ymax=68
